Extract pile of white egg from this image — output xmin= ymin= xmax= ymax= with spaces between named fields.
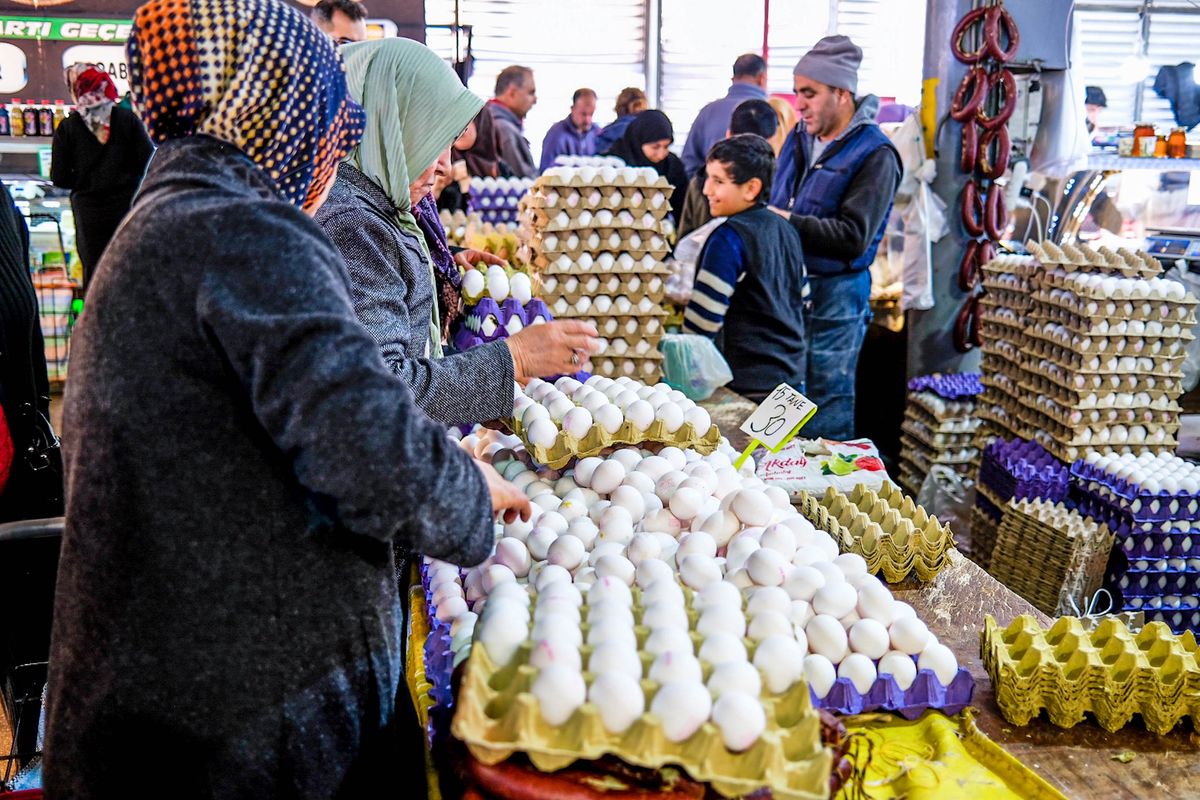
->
xmin=427 ymin=436 xmax=959 ymax=749
xmin=462 ymin=265 xmax=535 ymax=305
xmin=1084 ymin=451 xmax=1200 ymax=496
xmin=542 ymin=164 xmax=663 ymax=186
xmin=553 ymin=155 xmax=627 ymax=169
xmin=1064 ymin=273 xmax=1190 ymax=303
xmin=516 ymin=375 xmax=712 ymax=445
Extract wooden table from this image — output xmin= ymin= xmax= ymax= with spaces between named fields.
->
xmin=699 ymin=389 xmax=1200 ymax=799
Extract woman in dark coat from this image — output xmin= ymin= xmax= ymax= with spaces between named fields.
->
xmin=50 ymin=66 xmax=154 ymax=290
xmin=42 ymin=0 xmax=527 ymax=796
xmin=603 ymin=108 xmax=690 ymax=226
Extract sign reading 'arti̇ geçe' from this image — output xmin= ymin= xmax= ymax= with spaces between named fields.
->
xmin=0 ymin=16 xmax=133 ymax=43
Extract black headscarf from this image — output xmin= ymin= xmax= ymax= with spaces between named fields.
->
xmin=603 ymin=109 xmax=689 ymax=224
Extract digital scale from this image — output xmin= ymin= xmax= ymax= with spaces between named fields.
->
xmin=1144 ymin=228 xmax=1200 ymax=270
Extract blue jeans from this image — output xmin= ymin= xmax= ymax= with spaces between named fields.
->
xmin=805 ymin=270 xmax=872 ymax=441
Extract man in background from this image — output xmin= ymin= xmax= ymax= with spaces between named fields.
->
xmin=311 ymin=0 xmax=367 ymax=44
xmin=489 ymin=66 xmax=539 ymax=178
xmin=769 ymin=35 xmax=901 ymax=441
xmin=1084 ymin=85 xmax=1107 ymax=134
xmin=539 ymin=88 xmax=601 ymax=172
xmin=681 ymin=53 xmax=769 ymax=178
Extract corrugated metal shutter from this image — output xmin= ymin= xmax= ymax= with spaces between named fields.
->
xmin=658 ymin=0 xmax=766 ymax=152
xmin=425 ymin=0 xmax=647 ymax=165
xmin=834 ymin=0 xmax=926 ymax=105
xmin=1072 ymin=7 xmax=1144 ymax=127
xmin=764 ymin=1 xmax=832 ymax=95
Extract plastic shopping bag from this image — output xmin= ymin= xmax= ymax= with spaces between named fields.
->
xmin=918 ymin=465 xmax=974 ymax=547
xmin=659 ymin=333 xmax=733 ymax=400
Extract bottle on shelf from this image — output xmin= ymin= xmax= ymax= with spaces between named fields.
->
xmin=1167 ymin=127 xmax=1187 ymax=159
xmin=11 ymin=100 xmax=23 ymax=137
xmin=53 ymin=101 xmax=66 ymax=130
xmin=37 ymin=100 xmax=52 ymax=138
xmin=0 ymin=102 xmax=10 ymax=137
xmin=1154 ymin=134 xmax=1167 ymax=158
xmin=22 ymin=101 xmax=37 ymax=137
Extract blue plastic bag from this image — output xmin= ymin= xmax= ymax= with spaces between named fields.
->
xmin=659 ymin=333 xmax=733 ymax=400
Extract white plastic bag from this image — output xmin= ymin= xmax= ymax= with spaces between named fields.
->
xmin=659 ymin=333 xmax=733 ymax=400
xmin=918 ymin=465 xmax=974 ymax=547
xmin=664 ymin=217 xmax=726 ymax=306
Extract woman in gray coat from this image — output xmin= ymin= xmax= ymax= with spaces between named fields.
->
xmin=42 ymin=0 xmax=528 ymax=796
xmin=318 ymin=39 xmax=600 ymax=427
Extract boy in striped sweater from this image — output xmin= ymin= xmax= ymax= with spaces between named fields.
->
xmin=683 ymin=134 xmax=809 ymax=402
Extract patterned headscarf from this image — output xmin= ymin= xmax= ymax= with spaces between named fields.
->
xmin=126 ymin=0 xmax=365 ymax=212
xmin=66 ymin=65 xmax=118 ymax=143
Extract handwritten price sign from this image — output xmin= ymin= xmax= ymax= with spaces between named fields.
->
xmin=734 ymin=384 xmax=817 ymax=469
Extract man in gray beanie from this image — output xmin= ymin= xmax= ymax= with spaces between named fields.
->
xmin=769 ymin=34 xmax=901 ymax=441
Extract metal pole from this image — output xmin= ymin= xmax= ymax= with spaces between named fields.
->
xmin=645 ymin=0 xmax=662 ymax=107
xmin=1132 ymin=0 xmax=1151 ymax=122
xmin=763 ymin=0 xmax=770 ymax=63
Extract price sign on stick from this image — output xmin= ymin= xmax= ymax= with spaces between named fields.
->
xmin=734 ymin=384 xmax=818 ymax=469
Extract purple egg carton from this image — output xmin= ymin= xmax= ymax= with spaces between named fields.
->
xmin=1069 ymin=461 xmax=1200 ymax=522
xmin=1117 ymin=568 xmax=1200 ymax=597
xmin=1117 ymin=529 xmax=1200 ymax=559
xmin=906 ymin=372 xmax=984 ymax=400
xmin=979 ymin=438 xmax=1070 ymax=503
xmin=1128 ymin=606 xmax=1200 ymax=634
xmin=810 ymin=666 xmax=974 ymax=718
xmin=974 ymin=490 xmax=1005 ymax=523
xmin=524 ymin=298 xmax=553 ymax=325
xmin=1070 ymin=484 xmax=1198 ymax=530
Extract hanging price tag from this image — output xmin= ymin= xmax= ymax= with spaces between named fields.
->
xmin=734 ymin=384 xmax=818 ymax=470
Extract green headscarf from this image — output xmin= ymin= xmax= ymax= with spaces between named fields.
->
xmin=340 ymin=38 xmax=485 ymax=356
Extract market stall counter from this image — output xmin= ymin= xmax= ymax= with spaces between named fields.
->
xmin=693 ymin=388 xmax=1200 ymax=799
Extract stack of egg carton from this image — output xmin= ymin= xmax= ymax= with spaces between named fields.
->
xmin=1071 ymin=452 xmax=1200 ymax=634
xmin=982 ymin=614 xmax=1200 ymax=735
xmin=977 ymin=253 xmax=1036 ymax=445
xmin=970 ymin=438 xmax=1070 ymax=570
xmin=469 ymin=176 xmax=535 ymax=228
xmin=988 ymin=498 xmax=1115 ymax=617
xmin=977 ymin=242 xmax=1197 ymax=463
xmin=897 ymin=373 xmax=983 ymax=497
xmin=521 ymin=163 xmax=674 ymax=382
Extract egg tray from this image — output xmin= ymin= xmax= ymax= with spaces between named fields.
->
xmin=1023 ymin=328 xmax=1191 ymax=361
xmin=1069 ymin=460 xmax=1200 ymax=515
xmin=524 ymin=207 xmax=673 ymax=236
xmin=987 ymin=499 xmax=1115 ymax=618
xmin=1027 ymin=241 xmax=1163 ymax=276
xmin=1013 ymin=374 xmax=1181 ymax=411
xmin=1029 ymin=289 xmax=1198 ymax=326
xmin=897 ymin=435 xmax=977 ymax=466
xmin=1012 ymin=405 xmax=1181 ymax=449
xmin=1019 ymin=340 xmax=1185 ymax=377
xmin=906 ymin=372 xmax=983 ymax=400
xmin=537 ymin=255 xmax=670 ymax=278
xmin=979 ymin=309 xmax=1028 ymax=339
xmin=1015 ymin=393 xmax=1180 ymax=430
xmin=1035 ymin=266 xmax=1179 ymax=297
xmin=906 ymin=391 xmax=980 ymax=423
xmin=594 ymin=330 xmax=664 ymax=352
xmin=1114 ymin=528 xmax=1200 ymax=559
xmin=548 ymin=297 xmax=669 ymax=321
xmin=1116 ymin=567 xmax=1200 ymax=598
xmin=532 ymin=242 xmax=673 ymax=265
xmin=1022 ymin=359 xmax=1185 ymax=396
xmin=505 ymin=413 xmax=720 ymax=470
xmin=527 ymin=186 xmax=672 ymax=215
xmin=967 ymin=505 xmax=1004 ymax=569
xmin=451 ymin=643 xmax=832 ymax=800
xmin=800 ymin=485 xmax=955 ymax=584
xmin=899 ymin=419 xmax=978 ymax=451
xmin=983 ymin=252 xmax=1038 ymax=273
xmin=810 ymin=664 xmax=975 ymax=718
xmin=903 ymin=406 xmax=980 ymax=435
xmin=533 ymin=170 xmax=672 ymax=190
xmin=591 ymin=356 xmax=664 ymax=382
xmin=896 ymin=467 xmax=924 ymax=500
xmin=977 ymin=438 xmax=1070 ymax=504
xmin=542 ymin=274 xmax=667 ymax=307
xmin=1026 ymin=311 xmax=1194 ymax=342
xmin=980 ymin=614 xmax=1200 ymax=734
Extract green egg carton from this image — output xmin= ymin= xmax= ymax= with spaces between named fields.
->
xmin=453 ymin=594 xmax=831 ymax=800
xmin=981 ymin=614 xmax=1200 ymax=735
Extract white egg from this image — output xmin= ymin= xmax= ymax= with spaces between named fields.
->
xmin=759 ymin=524 xmax=797 ymax=558
xmin=878 ymin=651 xmax=918 ymax=691
xmin=746 ymin=548 xmax=789 ymax=587
xmin=753 ymin=635 xmax=806 ymax=693
xmin=848 ymin=619 xmax=890 ymax=659
xmin=731 ymin=489 xmax=774 ymax=527
xmin=696 ymin=603 xmax=746 ymax=639
xmin=669 ymin=487 xmax=706 ymax=521
xmin=486 ymin=265 xmax=511 ymax=301
xmin=696 ymin=509 xmax=741 ymax=547
xmin=890 ymin=616 xmax=931 ymax=656
xmin=594 ymin=553 xmax=636 ymax=586
xmin=710 ymin=691 xmax=766 ymax=752
xmin=698 ymin=633 xmax=748 ymax=666
xmin=649 ymin=649 xmax=703 ymax=684
xmin=695 ymin=580 xmax=743 ymax=611
xmin=562 ymin=407 xmax=594 ymax=439
xmin=650 ymin=681 xmax=712 ymax=743
xmin=805 ymin=614 xmax=849 ymax=662
xmin=784 ymin=565 xmax=826 ymax=602
xmin=590 ymin=460 xmax=627 ymax=495
xmin=626 ymin=532 xmax=662 ymax=565
xmin=837 ymin=652 xmax=877 ymax=695
xmin=493 ymin=538 xmax=532 ymax=578
xmin=654 ymin=402 xmax=685 ymax=434
xmin=747 ymin=586 xmax=793 ymax=618
xmin=747 ymin=610 xmax=793 ymax=641
xmin=707 ymin=660 xmax=762 ymax=700
xmin=856 ymin=581 xmax=895 ymax=623
xmin=679 ymin=554 xmax=723 ymax=590
xmin=802 ymin=654 xmax=837 ymax=698
xmin=509 ymin=271 xmax=533 ymax=304
xmin=476 ymin=611 xmax=530 ymax=667
xmin=833 ymin=553 xmax=869 ymax=581
xmin=588 ymin=640 xmax=643 ymax=681
xmin=642 ymin=508 xmax=684 ymax=537
xmin=594 ymin=404 xmax=625 ymax=434
xmin=812 ymin=582 xmax=858 ymax=619
xmin=684 ymin=406 xmax=712 ymax=433
xmin=587 ymin=671 xmax=645 ymax=734
xmin=532 ymin=664 xmax=586 ymax=725
xmin=588 ymin=575 xmax=634 ymax=607
xmin=918 ymin=643 xmax=959 ymax=686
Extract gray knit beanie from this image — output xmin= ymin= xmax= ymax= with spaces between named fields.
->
xmin=793 ymin=35 xmax=862 ymax=94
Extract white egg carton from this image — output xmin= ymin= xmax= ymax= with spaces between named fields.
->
xmin=525 ymin=185 xmax=672 ymax=219
xmin=549 ymin=297 xmax=668 ymax=321
xmin=524 ymin=206 xmax=673 ymax=235
xmin=536 ymin=250 xmax=670 ymax=277
xmin=536 ymin=165 xmax=671 ymax=189
xmin=541 ymin=274 xmax=666 ymax=307
xmin=1028 ymin=240 xmax=1162 ymax=278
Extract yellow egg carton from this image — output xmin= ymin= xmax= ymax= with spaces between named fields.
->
xmin=542 ymin=273 xmax=667 ymax=308
xmin=794 ymin=484 xmax=954 ymax=583
xmin=988 ymin=500 xmax=1115 ymax=617
xmin=981 ymin=614 xmax=1200 ymax=734
xmin=535 ymin=167 xmax=673 ymax=190
xmin=1028 ymin=240 xmax=1162 ymax=278
xmin=507 ymin=412 xmax=720 ymax=470
xmin=452 ymin=637 xmax=830 ymax=799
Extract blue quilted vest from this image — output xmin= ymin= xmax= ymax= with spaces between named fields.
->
xmin=775 ymin=123 xmax=897 ymax=276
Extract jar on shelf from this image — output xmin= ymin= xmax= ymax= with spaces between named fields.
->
xmin=1154 ymin=134 xmax=1167 ymax=157
xmin=1133 ymin=122 xmax=1157 ymax=157
xmin=1167 ymin=127 xmax=1187 ymax=158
